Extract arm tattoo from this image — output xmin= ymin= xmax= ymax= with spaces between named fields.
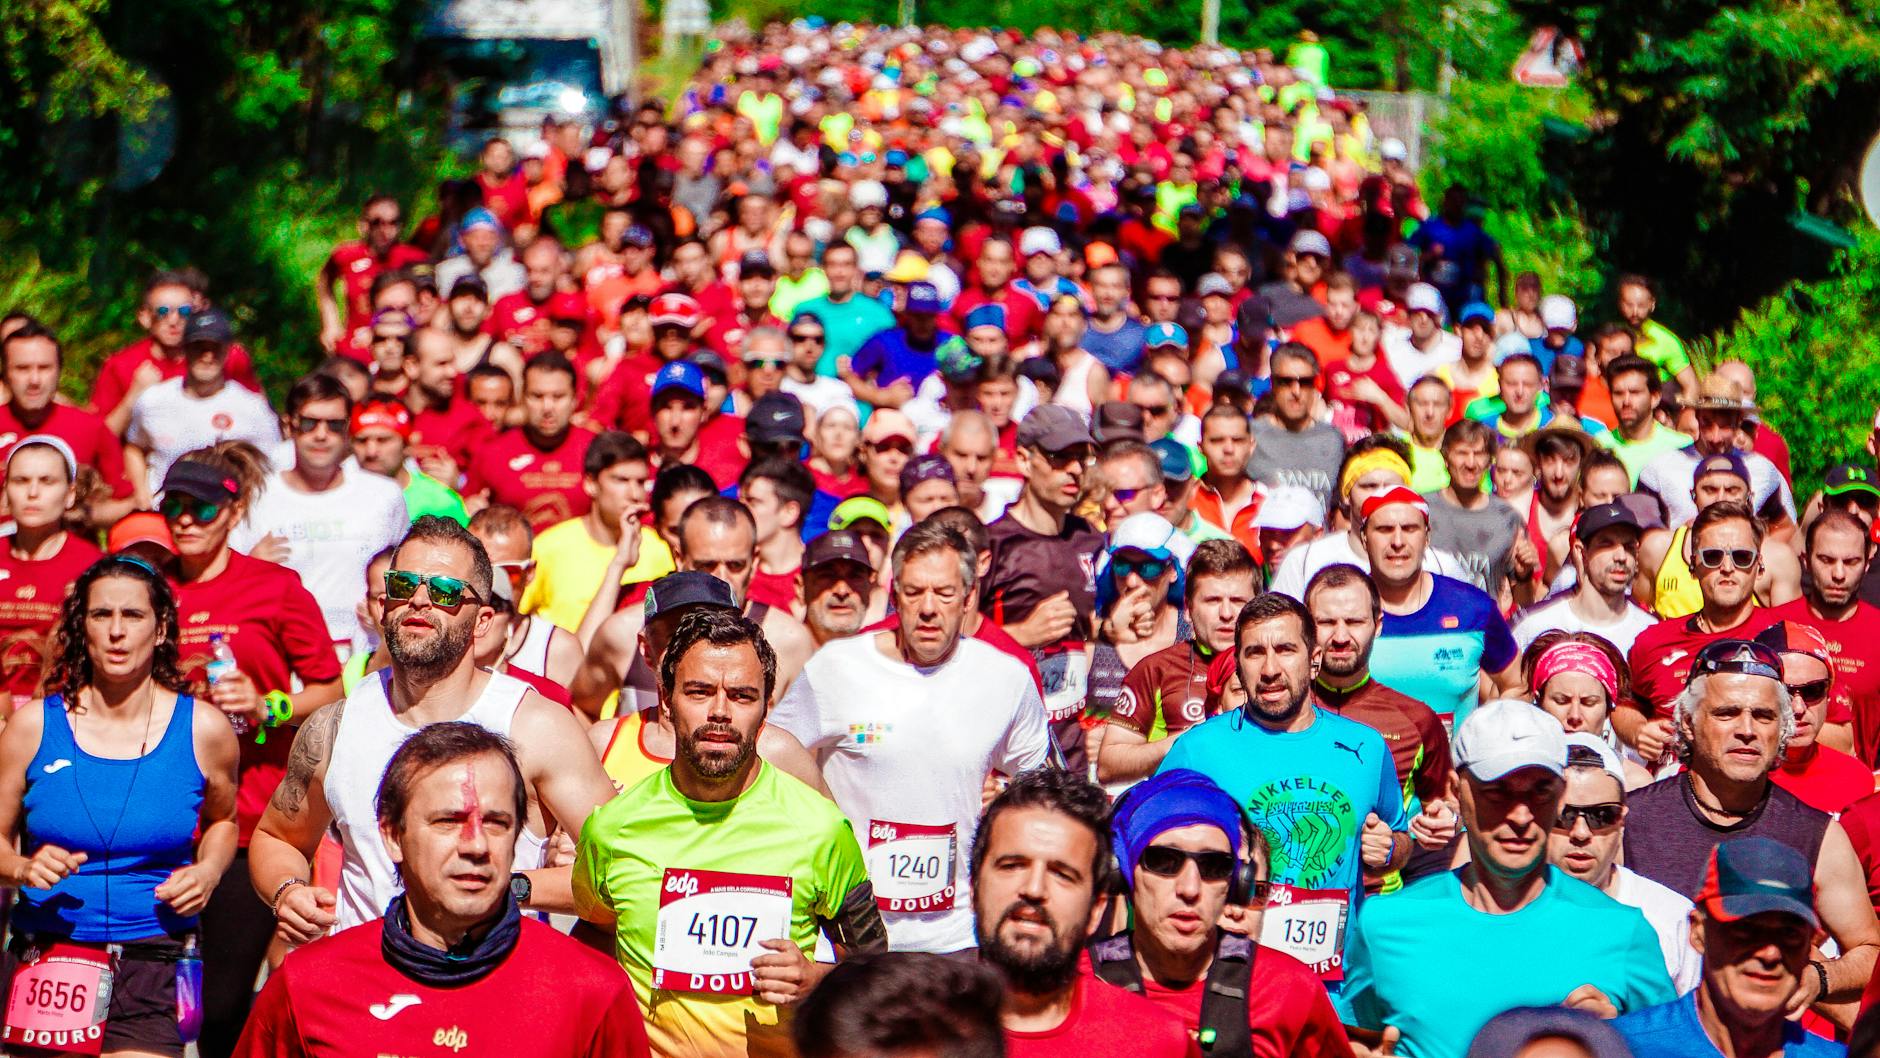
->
xmin=270 ymin=702 xmax=344 ymax=819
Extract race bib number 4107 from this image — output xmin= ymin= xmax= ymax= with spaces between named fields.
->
xmin=653 ymin=868 xmax=793 ymax=995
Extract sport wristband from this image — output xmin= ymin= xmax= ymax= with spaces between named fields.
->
xmin=254 ymin=691 xmax=294 ymax=744
xmin=270 ymin=878 xmax=306 ymax=915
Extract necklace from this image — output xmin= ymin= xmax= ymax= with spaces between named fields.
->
xmin=1686 ymin=773 xmax=1753 ymax=821
xmin=69 ymin=684 xmax=159 ymax=929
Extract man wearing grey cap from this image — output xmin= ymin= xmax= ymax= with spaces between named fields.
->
xmin=1346 ymin=700 xmax=1674 ymax=1058
xmin=982 ymin=405 xmax=1106 ymax=770
xmin=125 ymin=307 xmax=287 ymax=500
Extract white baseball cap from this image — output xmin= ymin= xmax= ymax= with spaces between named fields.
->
xmin=1380 ymin=137 xmax=1408 ymax=162
xmin=1108 ymin=511 xmax=1197 ymax=568
xmin=1562 ymin=732 xmax=1627 ymax=787
xmin=850 ymin=180 xmax=889 ymax=209
xmin=1405 ymin=282 xmax=1445 ymax=319
xmin=1288 ymin=228 xmax=1333 ymax=259
xmin=1540 ymin=294 xmax=1578 ymax=332
xmin=1250 ymin=485 xmax=1325 ymax=531
xmin=1452 ymin=699 xmax=1569 ymax=780
xmin=1019 ymin=226 xmax=1063 ymax=258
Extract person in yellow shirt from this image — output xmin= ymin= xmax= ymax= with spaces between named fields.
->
xmin=519 ymin=431 xmax=675 ymax=632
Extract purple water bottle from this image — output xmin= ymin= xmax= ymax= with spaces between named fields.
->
xmin=175 ymin=934 xmax=203 ymax=1043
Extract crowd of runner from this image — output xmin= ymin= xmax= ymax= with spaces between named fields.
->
xmin=0 ymin=15 xmax=1875 ymax=1058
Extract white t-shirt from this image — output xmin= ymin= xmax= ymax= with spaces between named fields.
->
xmin=1638 ymin=446 xmax=1796 ymax=528
xmin=127 ymin=378 xmax=288 ymax=492
xmin=1381 ymin=327 xmax=1462 ymax=391
xmin=769 ymin=633 xmax=1052 ymax=954
xmin=1609 ymin=865 xmax=1702 ymax=995
xmin=231 ymin=466 xmax=409 ymax=646
xmin=1511 ymin=595 xmax=1657 ymax=656
xmin=1267 ymin=532 xmax=1475 ymax=599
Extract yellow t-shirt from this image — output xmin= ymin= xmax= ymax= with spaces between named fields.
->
xmin=519 ymin=518 xmax=675 ymax=632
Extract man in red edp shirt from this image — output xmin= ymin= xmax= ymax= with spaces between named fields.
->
xmin=464 ymin=353 xmax=594 ymax=531
xmin=971 ymin=767 xmax=1198 ymax=1058
xmin=1089 ymin=769 xmax=1355 ymax=1058
xmin=233 ymin=723 xmax=649 ymax=1058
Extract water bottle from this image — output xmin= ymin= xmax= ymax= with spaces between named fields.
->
xmin=205 ymin=633 xmax=248 ymax=735
xmin=174 ymin=935 xmax=203 ymax=1044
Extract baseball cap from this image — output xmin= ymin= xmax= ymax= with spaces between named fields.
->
xmin=649 ymin=293 xmax=703 ymax=330
xmin=651 ymin=361 xmax=706 ymax=404
xmin=6 ymin=435 xmax=76 ymax=480
xmin=1693 ymin=837 xmax=1818 ymax=929
xmin=350 ymin=399 xmax=414 ymax=439
xmin=1549 ymin=354 xmax=1589 ymax=392
xmin=687 ymin=350 xmax=729 ymax=384
xmin=1017 ymin=357 xmax=1061 ymax=391
xmin=1358 ymin=485 xmax=1429 ymax=524
xmin=1563 ymin=733 xmax=1627 ymax=787
xmin=1823 ymin=463 xmax=1880 ymax=499
xmin=1539 ymin=294 xmax=1577 ymax=332
xmin=899 ymin=453 xmax=956 ymax=495
xmin=1108 ymin=512 xmax=1195 ymax=568
xmin=1288 ymin=229 xmax=1333 ymax=259
xmin=1457 ymin=301 xmax=1496 ymax=328
xmin=850 ymin=180 xmax=889 ymax=209
xmin=861 ymin=408 xmax=917 ymax=446
xmin=1493 ymin=331 xmax=1535 ymax=362
xmin=1753 ymin=620 xmax=1833 ymax=668
xmin=1085 ymin=242 xmax=1120 ymax=268
xmin=1019 ymin=226 xmax=1062 ymax=258
xmin=1386 ymin=243 xmax=1420 ymax=278
xmin=1250 ymin=485 xmax=1325 ymax=531
xmin=885 ymin=251 xmax=931 ymax=284
xmin=829 ymin=496 xmax=894 ymax=533
xmin=182 ymin=308 xmax=233 ymax=347
xmin=459 ymin=207 xmax=503 ymax=235
xmin=746 ymin=392 xmax=807 ymax=445
xmin=545 ymin=291 xmax=589 ymax=326
xmin=642 ymin=571 xmax=737 ymax=623
xmin=1465 ymin=1008 xmax=1634 ymax=1058
xmin=1404 ymin=283 xmax=1444 ymax=319
xmin=1380 ymin=137 xmax=1408 ymax=162
xmin=1688 ymin=638 xmax=1784 ymax=686
xmin=1016 ymin=405 xmax=1095 ymax=452
xmin=963 ymin=304 xmax=1007 ymax=334
xmin=1195 ymin=273 xmax=1234 ymax=299
xmin=161 ymin=461 xmax=241 ymax=505
xmin=107 ymin=511 xmax=175 ymax=556
xmin=1149 ymin=438 xmax=1194 ymax=482
xmin=805 ymin=529 xmax=876 ymax=572
xmin=738 ymin=249 xmax=776 ymax=278
xmin=1451 ymin=699 xmax=1569 ymax=780
xmin=1093 ymin=402 xmax=1146 ymax=444
xmin=1693 ymin=450 xmax=1750 ymax=485
xmin=902 ymin=281 xmax=944 ymax=314
xmin=1144 ymin=322 xmax=1187 ymax=349
xmin=447 ymin=275 xmax=489 ymax=301
xmin=1573 ymin=501 xmax=1642 ymax=545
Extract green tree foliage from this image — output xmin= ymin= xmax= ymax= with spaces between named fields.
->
xmin=1514 ymin=0 xmax=1880 ymax=334
xmin=0 ymin=0 xmax=451 ymax=398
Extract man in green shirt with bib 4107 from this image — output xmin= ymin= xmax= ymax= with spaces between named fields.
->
xmin=573 ymin=608 xmax=886 ymax=1058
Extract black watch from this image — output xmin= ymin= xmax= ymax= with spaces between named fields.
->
xmin=509 ymin=872 xmax=532 ymax=907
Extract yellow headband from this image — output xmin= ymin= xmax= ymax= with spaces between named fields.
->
xmin=1339 ymin=449 xmax=1413 ymax=499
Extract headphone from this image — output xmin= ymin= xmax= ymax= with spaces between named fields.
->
xmin=1108 ymin=773 xmax=1263 ymax=907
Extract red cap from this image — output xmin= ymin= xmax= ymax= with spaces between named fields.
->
xmin=107 ymin=512 xmax=175 ymax=556
xmin=350 ymin=399 xmax=414 ymax=440
xmin=1359 ymin=486 xmax=1431 ymax=525
xmin=545 ymin=291 xmax=590 ymax=327
xmin=649 ymin=293 xmax=702 ymax=330
xmin=1753 ymin=620 xmax=1833 ymax=667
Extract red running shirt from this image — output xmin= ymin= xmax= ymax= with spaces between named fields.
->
xmin=0 ymin=534 xmax=101 ymax=704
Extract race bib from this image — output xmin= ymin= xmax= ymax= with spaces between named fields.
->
xmin=1258 ymin=884 xmax=1349 ymax=981
xmin=1038 ymin=645 xmax=1091 ymax=723
xmin=653 ymin=868 xmax=793 ymax=995
xmin=866 ymin=821 xmax=957 ymax=912
xmin=3 ymin=943 xmax=112 ymax=1055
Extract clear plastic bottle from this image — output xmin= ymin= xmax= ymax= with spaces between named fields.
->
xmin=205 ymin=633 xmax=248 ymax=735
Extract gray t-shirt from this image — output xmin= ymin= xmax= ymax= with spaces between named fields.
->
xmin=1247 ymin=419 xmax=1346 ymax=512
xmin=1422 ymin=491 xmax=1525 ymax=595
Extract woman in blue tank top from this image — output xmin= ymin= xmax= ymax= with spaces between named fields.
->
xmin=0 ymin=554 xmax=238 ymax=1057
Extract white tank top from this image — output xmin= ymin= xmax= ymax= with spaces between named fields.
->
xmin=1054 ymin=352 xmax=1098 ymax=418
xmin=509 ymin=614 xmax=554 ymax=678
xmin=327 ymin=668 xmax=545 ymax=931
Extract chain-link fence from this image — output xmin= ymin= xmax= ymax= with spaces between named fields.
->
xmin=1339 ymin=90 xmax=1447 ymax=173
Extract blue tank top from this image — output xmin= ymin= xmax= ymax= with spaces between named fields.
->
xmin=17 ymin=694 xmax=204 ymax=941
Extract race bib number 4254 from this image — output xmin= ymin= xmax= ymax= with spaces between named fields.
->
xmin=866 ymin=820 xmax=957 ymax=912
xmin=653 ymin=868 xmax=793 ymax=995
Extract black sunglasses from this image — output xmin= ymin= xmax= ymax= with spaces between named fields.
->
xmin=790 ymin=332 xmax=826 ymax=344
xmin=1271 ymin=374 xmax=1316 ymax=389
xmin=384 ymin=570 xmax=480 ymax=609
xmin=1138 ymin=846 xmax=1238 ymax=884
xmin=1553 ymin=803 xmax=1624 ymax=832
xmin=1786 ymin=679 xmax=1832 ymax=705
xmin=294 ymin=416 xmax=349 ymax=436
xmin=1696 ymin=547 xmax=1758 ymax=571
xmin=160 ymin=494 xmax=225 ymax=524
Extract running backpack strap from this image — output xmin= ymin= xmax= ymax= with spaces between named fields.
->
xmin=1198 ymin=932 xmax=1256 ymax=1056
xmin=1087 ymin=933 xmax=1145 ymax=993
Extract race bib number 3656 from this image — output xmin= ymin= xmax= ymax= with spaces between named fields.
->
xmin=3 ymin=943 xmax=112 ymax=1055
xmin=866 ymin=820 xmax=957 ymax=912
xmin=653 ymin=868 xmax=793 ymax=995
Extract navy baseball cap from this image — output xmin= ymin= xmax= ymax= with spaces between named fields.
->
xmin=747 ymin=392 xmax=807 ymax=445
xmin=804 ymin=529 xmax=875 ymax=572
xmin=903 ymin=282 xmax=944 ymax=314
xmin=1573 ymin=502 xmax=1641 ymax=545
xmin=1694 ymin=836 xmax=1818 ymax=928
xmin=643 ymin=571 xmax=736 ymax=623
xmin=1149 ymin=437 xmax=1194 ymax=482
xmin=651 ymin=361 xmax=706 ymax=403
xmin=161 ymin=460 xmax=241 ymax=505
xmin=183 ymin=308 xmax=233 ymax=347
xmin=1694 ymin=450 xmax=1750 ymax=485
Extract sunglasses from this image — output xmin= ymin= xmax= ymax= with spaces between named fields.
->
xmin=791 ymin=333 xmax=826 ymax=344
xmin=1691 ymin=639 xmax=1784 ymax=682
xmin=1110 ymin=486 xmax=1146 ymax=503
xmin=1554 ymin=802 xmax=1624 ymax=832
xmin=1112 ymin=557 xmax=1171 ymax=582
xmin=868 ymin=438 xmax=915 ymax=456
xmin=1135 ymin=404 xmax=1171 ymax=418
xmin=747 ymin=358 xmax=789 ymax=371
xmin=384 ymin=570 xmax=480 ymax=609
xmin=1137 ymin=845 xmax=1241 ymax=885
xmin=1696 ymin=547 xmax=1758 ymax=570
xmin=151 ymin=304 xmax=195 ymax=320
xmin=1271 ymin=374 xmax=1316 ymax=389
xmin=160 ymin=494 xmax=225 ymax=524
xmin=1786 ymin=679 xmax=1832 ymax=705
xmin=294 ymin=416 xmax=349 ymax=436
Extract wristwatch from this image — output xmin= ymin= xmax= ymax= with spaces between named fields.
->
xmin=509 ymin=872 xmax=532 ymax=907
